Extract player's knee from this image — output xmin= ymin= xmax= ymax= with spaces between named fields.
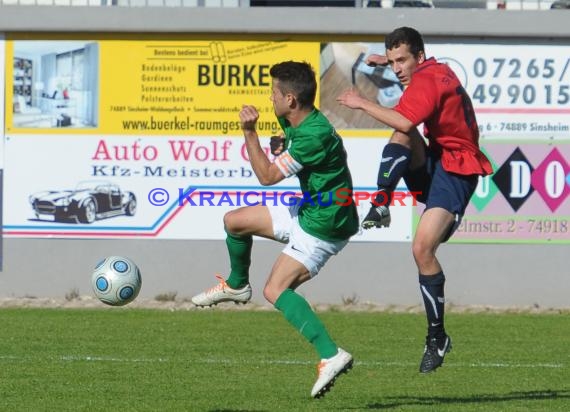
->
xmin=223 ymin=210 xmax=242 ymax=235
xmin=390 ymin=130 xmax=412 ymax=146
xmin=412 ymin=237 xmax=435 ymax=265
xmin=262 ymin=284 xmax=279 ymax=305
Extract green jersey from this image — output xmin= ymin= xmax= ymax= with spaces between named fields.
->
xmin=275 ymin=109 xmax=359 ymax=242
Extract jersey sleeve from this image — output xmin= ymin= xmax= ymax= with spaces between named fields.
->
xmin=394 ymin=75 xmax=438 ymax=125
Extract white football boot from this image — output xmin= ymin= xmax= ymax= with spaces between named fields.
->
xmin=191 ymin=275 xmax=252 ymax=307
xmin=311 ymin=348 xmax=354 ymax=398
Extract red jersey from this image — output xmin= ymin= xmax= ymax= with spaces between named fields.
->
xmin=394 ymin=58 xmax=493 ymax=176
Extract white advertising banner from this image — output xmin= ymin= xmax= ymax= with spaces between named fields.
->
xmin=3 ymin=134 xmax=413 ymax=241
xmin=427 ymin=42 xmax=570 ymax=140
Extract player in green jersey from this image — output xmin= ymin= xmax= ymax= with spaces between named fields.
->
xmin=192 ymin=61 xmax=358 ymax=398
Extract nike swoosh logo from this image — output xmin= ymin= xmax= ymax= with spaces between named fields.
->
xmin=386 ymin=155 xmax=408 ymax=178
xmin=291 ymin=245 xmax=301 ymax=252
xmin=431 ymin=322 xmax=441 ymax=327
xmin=437 ymin=338 xmax=450 ymax=357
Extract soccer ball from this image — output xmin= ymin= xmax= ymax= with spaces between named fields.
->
xmin=91 ymin=256 xmax=142 ymax=306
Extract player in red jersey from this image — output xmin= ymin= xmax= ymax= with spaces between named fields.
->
xmin=337 ymin=26 xmax=493 ymax=373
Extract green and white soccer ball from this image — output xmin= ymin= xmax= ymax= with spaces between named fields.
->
xmin=91 ymin=256 xmax=142 ymax=306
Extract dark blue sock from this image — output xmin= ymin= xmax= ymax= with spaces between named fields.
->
xmin=375 ymin=143 xmax=411 ymax=205
xmin=419 ymin=271 xmax=446 ymax=338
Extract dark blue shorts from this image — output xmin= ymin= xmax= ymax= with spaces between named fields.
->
xmin=404 ymin=150 xmax=478 ymax=241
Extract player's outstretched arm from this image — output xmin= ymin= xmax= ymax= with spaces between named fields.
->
xmin=239 ymin=105 xmax=285 ymax=186
xmin=336 ymin=88 xmax=415 ymax=133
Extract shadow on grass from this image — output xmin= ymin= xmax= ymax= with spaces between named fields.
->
xmin=361 ymin=390 xmax=570 ymax=409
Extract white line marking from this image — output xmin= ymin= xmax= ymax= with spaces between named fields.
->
xmin=0 ymin=355 xmax=563 ymax=369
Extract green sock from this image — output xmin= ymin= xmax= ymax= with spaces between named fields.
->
xmin=225 ymin=232 xmax=252 ymax=289
xmin=274 ymin=289 xmax=338 ymax=359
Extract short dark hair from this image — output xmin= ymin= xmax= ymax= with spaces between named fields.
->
xmin=269 ymin=61 xmax=316 ymax=109
xmin=385 ymin=26 xmax=425 ymax=57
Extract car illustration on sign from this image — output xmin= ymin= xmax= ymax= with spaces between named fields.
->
xmin=29 ymin=181 xmax=137 ymax=223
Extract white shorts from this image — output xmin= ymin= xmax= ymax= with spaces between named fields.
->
xmin=268 ymin=200 xmax=349 ymax=277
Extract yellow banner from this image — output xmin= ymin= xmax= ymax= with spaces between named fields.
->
xmin=6 ymin=35 xmax=319 ymax=136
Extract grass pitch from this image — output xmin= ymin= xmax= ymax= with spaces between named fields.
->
xmin=0 ymin=308 xmax=568 ymax=411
